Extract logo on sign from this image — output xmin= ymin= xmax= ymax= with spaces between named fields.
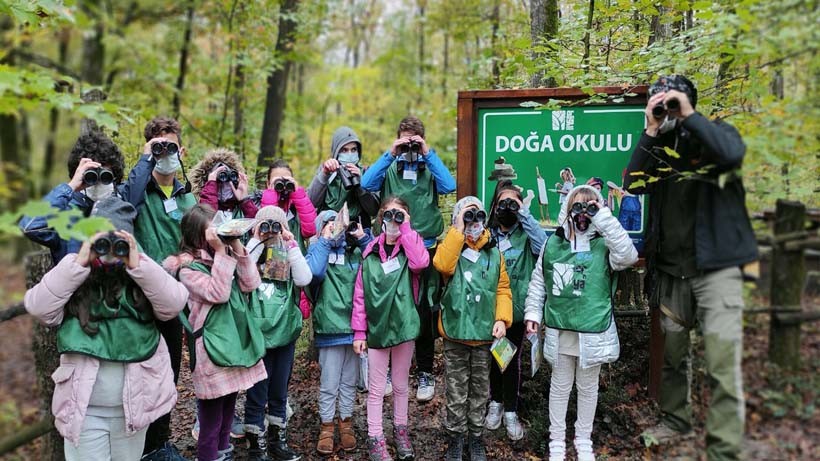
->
xmin=552 ymin=111 xmax=574 ymax=131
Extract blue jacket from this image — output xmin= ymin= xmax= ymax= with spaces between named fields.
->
xmin=19 ymin=183 xmax=95 ymax=263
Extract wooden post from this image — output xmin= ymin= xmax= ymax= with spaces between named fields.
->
xmin=769 ymin=199 xmax=805 ymax=369
xmin=25 ymin=251 xmax=63 ymax=461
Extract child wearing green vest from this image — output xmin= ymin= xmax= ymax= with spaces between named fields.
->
xmin=524 ymin=185 xmax=638 ymax=461
xmin=164 ymin=204 xmax=267 ymax=461
xmin=24 ymin=196 xmax=189 ymax=461
xmin=352 ymin=196 xmax=430 ymax=461
xmin=242 ymin=205 xmax=312 ymax=461
xmin=485 ymin=180 xmax=548 ymax=441
xmin=434 ymin=196 xmax=513 ymax=461
xmin=305 ymin=210 xmax=374 ymax=455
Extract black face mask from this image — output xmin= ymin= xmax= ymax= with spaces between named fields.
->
xmin=572 ymin=212 xmax=591 ymax=232
xmin=496 ymin=209 xmax=518 ymax=227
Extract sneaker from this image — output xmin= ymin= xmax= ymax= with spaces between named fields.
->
xmin=230 ymin=413 xmax=245 ymax=439
xmin=640 ymin=420 xmax=694 ymax=447
xmin=286 ymin=400 xmax=294 ymax=421
xmin=574 ymin=438 xmax=595 ymax=461
xmin=548 ymin=440 xmax=566 ymax=461
xmin=140 ymin=441 xmax=189 ymax=461
xmin=393 ymin=425 xmax=414 ymax=460
xmin=367 ymin=435 xmax=393 ymax=461
xmin=503 ymin=411 xmax=524 ymax=441
xmin=416 ymin=372 xmax=435 ymax=402
xmin=467 ymin=433 xmax=487 ymax=461
xmin=444 ymin=433 xmax=464 ymax=461
xmin=217 ymin=444 xmax=235 ymax=461
xmin=484 ymin=401 xmax=503 ymax=430
xmin=191 ymin=416 xmax=199 ymax=440
xmin=385 ymin=371 xmax=393 ymax=397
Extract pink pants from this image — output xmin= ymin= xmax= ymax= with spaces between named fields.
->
xmin=366 ymin=341 xmax=415 ymax=437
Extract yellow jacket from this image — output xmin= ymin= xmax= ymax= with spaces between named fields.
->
xmin=433 ymin=227 xmax=513 ymax=345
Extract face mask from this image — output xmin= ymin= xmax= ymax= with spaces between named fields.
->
xmin=383 ymin=222 xmax=400 ymax=239
xmin=218 ymin=182 xmax=235 ymax=204
xmin=465 ymin=223 xmax=484 ymax=240
xmin=154 ymin=154 xmax=181 ymax=175
xmin=496 ymin=210 xmax=518 ymax=227
xmin=658 ymin=115 xmax=678 ymax=134
xmin=85 ymin=183 xmax=114 ymax=202
xmin=337 ymin=153 xmax=359 ymax=165
xmin=572 ymin=212 xmax=591 ymax=233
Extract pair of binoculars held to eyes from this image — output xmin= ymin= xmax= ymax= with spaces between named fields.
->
xmin=92 ymin=233 xmax=130 ymax=257
xmin=83 ymin=168 xmax=115 ymax=186
xmin=570 ymin=202 xmax=600 ymax=217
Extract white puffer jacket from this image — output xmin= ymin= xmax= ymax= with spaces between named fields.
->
xmin=524 ymin=185 xmax=638 ymax=369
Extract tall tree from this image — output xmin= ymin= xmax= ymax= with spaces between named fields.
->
xmin=173 ymin=0 xmax=195 ymax=118
xmin=582 ymin=0 xmax=595 ymax=69
xmin=490 ymin=0 xmax=501 ymax=86
xmin=258 ymin=0 xmax=300 ymax=185
xmin=530 ymin=0 xmax=559 ymax=87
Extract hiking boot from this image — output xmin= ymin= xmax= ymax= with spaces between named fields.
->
xmin=367 ymin=435 xmax=393 ymax=461
xmin=548 ymin=440 xmax=566 ymax=461
xmin=444 ymin=433 xmax=464 ymax=461
xmin=393 ymin=425 xmax=414 ymax=460
xmin=338 ymin=417 xmax=357 ymax=451
xmin=316 ymin=421 xmax=335 ymax=455
xmin=483 ymin=401 xmax=503 ymax=430
xmin=467 ymin=433 xmax=487 ymax=461
xmin=503 ymin=412 xmax=524 ymax=441
xmin=245 ymin=427 xmax=271 ymax=461
xmin=640 ymin=420 xmax=694 ymax=446
xmin=385 ymin=370 xmax=393 ymax=397
xmin=140 ymin=441 xmax=189 ymax=461
xmin=231 ymin=413 xmax=245 ymax=439
xmin=574 ymin=438 xmax=595 ymax=461
xmin=416 ymin=372 xmax=435 ymax=402
xmin=268 ymin=424 xmax=301 ymax=461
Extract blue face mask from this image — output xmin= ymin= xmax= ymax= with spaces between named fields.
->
xmin=337 ymin=152 xmax=359 ymax=165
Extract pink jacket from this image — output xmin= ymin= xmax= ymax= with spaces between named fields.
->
xmin=351 ymin=222 xmax=429 ymax=342
xmin=24 ymin=253 xmax=188 ymax=447
xmin=260 ymin=187 xmax=317 ymax=238
xmin=163 ymin=249 xmax=267 ymax=400
xmin=199 ymin=180 xmax=259 ymax=218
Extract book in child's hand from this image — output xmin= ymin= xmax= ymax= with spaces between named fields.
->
xmin=491 ymin=337 xmax=517 ymax=373
xmin=527 ymin=332 xmax=543 ymax=378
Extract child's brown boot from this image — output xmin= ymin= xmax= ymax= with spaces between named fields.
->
xmin=316 ymin=421 xmax=335 ymax=455
xmin=338 ymin=417 xmax=357 ymax=451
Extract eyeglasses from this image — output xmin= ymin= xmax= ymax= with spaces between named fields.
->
xmin=496 ymin=198 xmax=520 ymax=213
xmin=570 ymin=202 xmax=599 ymax=217
xmin=463 ymin=209 xmax=487 ymax=224
xmin=383 ymin=209 xmax=406 ymax=224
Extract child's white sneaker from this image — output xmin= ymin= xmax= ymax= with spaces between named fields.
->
xmin=484 ymin=401 xmax=503 ymax=430
xmin=574 ymin=437 xmax=595 ymax=461
xmin=503 ymin=411 xmax=524 ymax=441
xmin=548 ymin=440 xmax=565 ymax=461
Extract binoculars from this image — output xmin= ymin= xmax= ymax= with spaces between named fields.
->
xmin=651 ymin=97 xmax=680 ymax=118
xmin=463 ymin=209 xmax=487 ymax=224
xmin=83 ymin=168 xmax=115 ymax=186
xmin=217 ymin=168 xmax=239 ymax=184
xmin=93 ymin=233 xmax=130 ymax=257
xmin=399 ymin=141 xmax=422 ymax=156
xmin=259 ymin=220 xmax=283 ymax=235
xmin=339 ymin=166 xmax=360 ymax=190
xmin=150 ymin=141 xmax=179 ymax=157
xmin=273 ymin=179 xmax=296 ymax=195
xmin=383 ymin=209 xmax=406 ymax=224
xmin=570 ymin=201 xmax=600 ymax=217
xmin=496 ymin=198 xmax=520 ymax=213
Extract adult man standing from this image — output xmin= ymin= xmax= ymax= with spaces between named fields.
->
xmin=626 ymin=76 xmax=757 ymax=461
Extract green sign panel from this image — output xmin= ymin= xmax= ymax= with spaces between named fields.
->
xmin=476 ymin=105 xmax=648 ymax=246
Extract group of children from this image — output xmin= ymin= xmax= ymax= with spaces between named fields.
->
xmin=22 ymin=115 xmax=638 ymax=461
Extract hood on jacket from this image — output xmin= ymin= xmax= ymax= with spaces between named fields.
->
xmin=189 ymin=148 xmax=246 ymax=196
xmin=330 ymin=126 xmax=361 ymax=162
xmin=314 ymin=209 xmax=338 ymax=234
xmin=557 ymin=184 xmax=606 ymax=238
xmin=451 ymin=196 xmax=484 ymax=226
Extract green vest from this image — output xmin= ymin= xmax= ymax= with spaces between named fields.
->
xmin=382 ymin=163 xmax=443 ymax=240
xmin=543 ymin=235 xmax=615 ymax=333
xmin=313 ymin=248 xmax=361 ymax=335
xmin=249 ymin=277 xmax=303 ymax=349
xmin=439 ymin=245 xmax=501 ymax=341
xmin=186 ymin=262 xmax=266 ymax=367
xmin=323 ymin=174 xmax=361 ymax=220
xmin=134 ymin=187 xmax=197 ymax=263
xmin=361 ymin=248 xmax=420 ymax=348
xmin=499 ymin=227 xmax=537 ymax=323
xmin=57 ymin=287 xmax=160 ymax=362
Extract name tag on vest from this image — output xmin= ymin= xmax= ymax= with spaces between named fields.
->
xmin=329 ymin=253 xmax=345 ymax=265
xmin=381 ymin=258 xmax=400 ymax=274
xmin=461 ymin=248 xmax=480 ymax=263
xmin=402 ymin=169 xmax=417 ymax=181
xmin=163 ymin=198 xmax=178 ymax=213
xmin=498 ymin=238 xmax=512 ymax=252
xmin=286 ymin=210 xmax=295 ymax=221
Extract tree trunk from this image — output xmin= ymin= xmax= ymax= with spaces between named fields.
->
xmin=173 ymin=0 xmax=195 ymax=118
xmin=530 ymin=0 xmax=559 ymax=87
xmin=582 ymin=0 xmax=595 ymax=69
xmin=769 ymin=200 xmax=805 ymax=370
xmin=79 ymin=0 xmax=105 ymax=134
xmin=258 ymin=0 xmax=300 ymax=187
xmin=233 ymin=58 xmax=245 ymax=156
xmin=27 ymin=252 xmax=63 ymax=461
xmin=416 ymin=0 xmax=427 ymax=104
xmin=441 ymin=31 xmax=449 ymax=95
xmin=490 ymin=0 xmax=501 ymax=86
xmin=42 ymin=29 xmax=71 ymax=196
xmin=647 ymin=4 xmax=669 ymax=46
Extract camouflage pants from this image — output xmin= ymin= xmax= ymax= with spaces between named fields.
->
xmin=658 ymin=267 xmax=745 ymax=461
xmin=443 ymin=339 xmax=491 ymax=436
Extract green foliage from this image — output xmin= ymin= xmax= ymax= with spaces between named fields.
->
xmin=0 ymin=199 xmax=114 ymax=241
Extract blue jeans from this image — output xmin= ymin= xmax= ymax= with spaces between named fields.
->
xmin=244 ymin=341 xmax=296 ymax=430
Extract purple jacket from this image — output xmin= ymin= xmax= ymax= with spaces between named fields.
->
xmin=24 ymin=253 xmax=189 ymax=446
xmin=351 ymin=221 xmax=429 ymax=342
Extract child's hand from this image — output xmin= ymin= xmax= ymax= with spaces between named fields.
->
xmin=76 ymin=235 xmax=102 ymax=267
xmin=205 ymin=228 xmax=226 ymax=254
xmin=282 ymin=229 xmax=294 ymax=242
xmin=492 ymin=320 xmax=507 ymax=339
xmin=526 ymin=320 xmax=540 ymax=335
xmin=353 ymin=340 xmax=367 ymax=355
xmin=208 ymin=164 xmax=227 ymax=182
xmin=114 ymin=230 xmax=140 ymax=269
